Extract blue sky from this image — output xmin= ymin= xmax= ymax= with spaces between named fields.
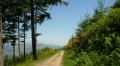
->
xmin=31 ymin=0 xmax=115 ymax=46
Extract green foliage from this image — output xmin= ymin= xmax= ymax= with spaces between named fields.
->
xmin=112 ymin=0 xmax=120 ymax=8
xmin=115 ymin=36 xmax=120 ymax=48
xmin=75 ymin=52 xmax=93 ymax=66
xmin=109 ymin=48 xmax=120 ymax=65
xmin=63 ymin=50 xmax=76 ymax=66
xmin=107 ymin=8 xmax=120 ymax=34
xmin=64 ymin=0 xmax=120 ymax=66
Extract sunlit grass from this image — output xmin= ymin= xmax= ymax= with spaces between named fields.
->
xmin=15 ymin=49 xmax=59 ymax=66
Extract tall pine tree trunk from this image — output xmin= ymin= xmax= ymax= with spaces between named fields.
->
xmin=18 ymin=16 xmax=20 ymax=58
xmin=13 ymin=45 xmax=15 ymax=64
xmin=23 ymin=14 xmax=26 ymax=61
xmin=23 ymin=26 xmax=25 ymax=61
xmin=0 ymin=8 xmax=3 ymax=66
xmin=35 ymin=6 xmax=37 ymax=48
xmin=12 ymin=21 xmax=16 ymax=64
xmin=31 ymin=0 xmax=37 ymax=60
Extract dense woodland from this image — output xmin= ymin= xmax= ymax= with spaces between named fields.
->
xmin=64 ymin=0 xmax=120 ymax=66
xmin=0 ymin=0 xmax=68 ymax=66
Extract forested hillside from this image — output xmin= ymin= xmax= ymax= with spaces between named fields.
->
xmin=64 ymin=0 xmax=120 ymax=66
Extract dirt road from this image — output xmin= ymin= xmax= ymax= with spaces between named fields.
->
xmin=36 ymin=51 xmax=64 ymax=66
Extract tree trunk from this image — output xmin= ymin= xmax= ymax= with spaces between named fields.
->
xmin=12 ymin=21 xmax=16 ymax=64
xmin=24 ymin=27 xmax=25 ymax=61
xmin=0 ymin=9 xmax=3 ymax=66
xmin=35 ymin=6 xmax=37 ymax=48
xmin=23 ymin=15 xmax=26 ymax=61
xmin=18 ymin=16 xmax=20 ymax=58
xmin=34 ymin=23 xmax=37 ymax=55
xmin=31 ymin=0 xmax=37 ymax=60
xmin=13 ymin=45 xmax=15 ymax=64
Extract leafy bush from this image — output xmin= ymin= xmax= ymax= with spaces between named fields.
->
xmin=63 ymin=50 xmax=76 ymax=66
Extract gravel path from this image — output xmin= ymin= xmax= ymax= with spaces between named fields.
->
xmin=36 ymin=51 xmax=64 ymax=66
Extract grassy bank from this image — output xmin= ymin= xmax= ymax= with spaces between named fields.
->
xmin=16 ymin=50 xmax=57 ymax=66
xmin=15 ymin=48 xmax=59 ymax=66
xmin=4 ymin=48 xmax=59 ymax=66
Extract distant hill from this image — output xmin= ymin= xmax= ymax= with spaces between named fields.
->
xmin=3 ymin=43 xmax=63 ymax=57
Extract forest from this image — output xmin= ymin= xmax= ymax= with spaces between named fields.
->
xmin=64 ymin=0 xmax=120 ymax=66
xmin=0 ymin=0 xmax=120 ymax=66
